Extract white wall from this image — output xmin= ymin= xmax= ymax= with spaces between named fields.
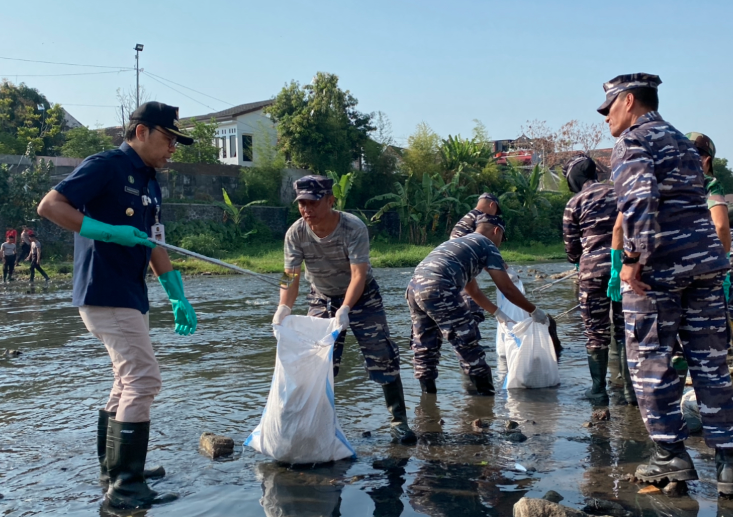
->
xmin=210 ymin=110 xmax=277 ymax=167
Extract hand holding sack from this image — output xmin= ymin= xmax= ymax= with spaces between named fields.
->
xmin=493 ymin=308 xmax=515 ymax=326
xmin=607 ymin=249 xmax=622 ymax=302
xmin=272 ymin=305 xmax=291 ymax=326
xmin=158 ymin=270 xmax=197 ymax=335
xmin=335 ymin=305 xmax=350 ymax=331
xmin=79 ymin=216 xmax=156 ymax=248
xmin=530 ymin=307 xmax=549 ymax=325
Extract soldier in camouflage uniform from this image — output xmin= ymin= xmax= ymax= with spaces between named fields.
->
xmin=599 ymin=74 xmax=733 ymax=494
xmin=561 ymin=154 xmax=633 ymax=406
xmin=272 ymin=176 xmax=416 ymax=445
xmin=406 ymin=214 xmax=548 ymax=396
xmin=449 ymin=192 xmax=503 ymax=338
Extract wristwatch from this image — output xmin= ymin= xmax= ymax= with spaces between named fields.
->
xmin=622 ymin=252 xmax=640 ymax=265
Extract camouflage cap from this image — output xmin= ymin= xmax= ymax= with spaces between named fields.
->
xmin=293 ymin=175 xmax=334 ymax=202
xmin=685 ymin=132 xmax=716 ymax=159
xmin=478 ymin=192 xmax=503 ymax=215
xmin=475 ymin=213 xmax=507 ymax=241
xmin=597 ymin=73 xmax=662 ymax=116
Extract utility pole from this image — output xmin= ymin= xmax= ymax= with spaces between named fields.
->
xmin=134 ymin=43 xmax=144 ymax=108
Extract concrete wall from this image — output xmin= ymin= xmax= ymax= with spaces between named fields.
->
xmin=161 ymin=203 xmax=290 ymax=238
xmin=158 ymin=163 xmax=240 ymax=202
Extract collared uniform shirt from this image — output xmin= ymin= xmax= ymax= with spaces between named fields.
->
xmin=413 ymin=233 xmax=505 ymax=289
xmin=562 ymin=181 xmax=618 ymax=281
xmin=54 ymin=142 xmax=161 ymax=313
xmin=450 ymin=209 xmax=482 ymax=239
xmin=611 ymin=111 xmax=728 ymax=277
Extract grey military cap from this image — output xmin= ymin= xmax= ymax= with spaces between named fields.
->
xmin=293 ymin=175 xmax=334 ymax=201
xmin=597 ymin=73 xmax=662 ymax=116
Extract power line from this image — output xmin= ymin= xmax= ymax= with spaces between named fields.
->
xmin=144 ymin=71 xmax=235 ymax=107
xmin=141 ymin=71 xmax=216 ymax=111
xmin=63 ymin=103 xmax=119 ymax=108
xmin=1 ymin=70 xmax=131 ymax=78
xmin=0 ymin=56 xmax=133 ymax=70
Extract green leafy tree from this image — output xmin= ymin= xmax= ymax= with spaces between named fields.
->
xmin=266 ymin=72 xmax=373 ymax=175
xmin=439 ymin=134 xmax=494 ymax=177
xmin=499 ymin=164 xmax=553 ymax=217
xmin=236 ymin=123 xmax=286 ymax=206
xmin=0 ymin=81 xmax=65 ymax=155
xmin=402 ymin=122 xmax=441 ymax=180
xmin=171 ymin=118 xmax=220 ymax=164
xmin=0 ymin=142 xmax=53 ymax=227
xmin=714 ymin=158 xmax=733 ymax=194
xmin=60 ymin=126 xmax=114 ymax=158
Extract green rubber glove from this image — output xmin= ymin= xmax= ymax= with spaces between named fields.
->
xmin=79 ymin=216 xmax=156 ymax=248
xmin=574 ymin=263 xmax=579 ymax=271
xmin=158 ymin=270 xmax=197 ymax=336
xmin=724 ymin=253 xmax=731 ymax=303
xmin=607 ymin=249 xmax=623 ymax=302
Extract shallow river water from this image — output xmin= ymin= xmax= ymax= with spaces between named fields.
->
xmin=2 ymin=263 xmax=733 ymax=517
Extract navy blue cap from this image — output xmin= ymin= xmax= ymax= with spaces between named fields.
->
xmin=293 ymin=175 xmax=334 ymax=201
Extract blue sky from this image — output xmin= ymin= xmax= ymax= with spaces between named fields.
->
xmin=2 ymin=0 xmax=730 ymax=158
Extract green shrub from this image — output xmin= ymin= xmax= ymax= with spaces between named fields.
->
xmin=179 ymin=233 xmax=223 ymax=257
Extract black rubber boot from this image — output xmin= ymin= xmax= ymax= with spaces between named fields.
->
xmin=470 ymin=371 xmax=495 ymax=396
xmin=635 ymin=441 xmax=698 ymax=484
xmin=418 ymin=378 xmax=437 ymax=394
xmin=585 ymin=348 xmax=609 ymax=405
xmin=618 ymin=342 xmax=637 ymax=406
xmin=105 ymin=419 xmax=177 ymax=509
xmin=716 ymin=448 xmax=733 ymax=496
xmin=382 ymin=377 xmax=417 ymax=445
xmin=98 ymin=410 xmax=165 ymax=484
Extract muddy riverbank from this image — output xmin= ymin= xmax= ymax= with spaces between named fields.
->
xmin=1 ymin=264 xmax=731 ymax=516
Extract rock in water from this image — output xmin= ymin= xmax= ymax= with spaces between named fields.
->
xmin=505 ymin=420 xmax=519 ymax=430
xmin=662 ymin=481 xmax=688 ymax=497
xmin=591 ymin=409 xmax=610 ymax=421
xmin=582 ymin=497 xmax=631 ymax=517
xmin=513 ymin=497 xmax=588 ymax=517
xmin=200 ymin=432 xmax=234 ymax=459
xmin=542 ymin=490 xmax=565 ymax=503
xmin=505 ymin=432 xmax=527 ymax=443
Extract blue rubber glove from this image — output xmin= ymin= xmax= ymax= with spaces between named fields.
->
xmin=724 ymin=253 xmax=731 ymax=303
xmin=79 ymin=216 xmax=156 ymax=248
xmin=607 ymin=249 xmax=623 ymax=302
xmin=158 ymin=270 xmax=197 ymax=335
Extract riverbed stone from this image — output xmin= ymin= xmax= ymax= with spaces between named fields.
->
xmin=662 ymin=480 xmax=688 ymax=497
xmin=513 ymin=497 xmax=588 ymax=517
xmin=582 ymin=498 xmax=631 ymax=517
xmin=591 ymin=409 xmax=610 ymax=421
xmin=505 ymin=420 xmax=519 ymax=430
xmin=199 ymin=432 xmax=234 ymax=459
xmin=543 ymin=490 xmax=564 ymax=503
xmin=505 ymin=431 xmax=527 ymax=443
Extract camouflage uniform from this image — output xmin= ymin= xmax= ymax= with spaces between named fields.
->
xmin=612 ymin=110 xmax=733 ymax=447
xmin=406 ymin=233 xmax=505 ymax=380
xmin=563 ymin=181 xmax=624 ymax=350
xmin=307 ymin=279 xmax=400 ymax=385
xmin=450 ymin=209 xmax=488 ymax=334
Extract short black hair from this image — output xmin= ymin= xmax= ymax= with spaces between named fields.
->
xmin=626 ymin=87 xmax=659 ymax=111
xmin=124 ymin=121 xmax=150 ymax=141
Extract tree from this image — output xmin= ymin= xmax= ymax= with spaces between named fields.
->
xmin=170 ymin=118 xmax=220 ymax=164
xmin=236 ymin=122 xmax=286 ymax=206
xmin=0 ymin=142 xmax=53 ymax=227
xmin=0 ymin=80 xmax=66 ymax=155
xmin=116 ymin=85 xmax=151 ymax=128
xmin=402 ymin=122 xmax=441 ymax=179
xmin=266 ymin=72 xmax=374 ymax=175
xmin=714 ymin=158 xmax=733 ymax=194
xmin=60 ymin=126 xmax=115 ymax=158
xmin=326 ymin=170 xmax=355 ymax=211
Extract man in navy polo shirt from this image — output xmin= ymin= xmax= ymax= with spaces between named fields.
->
xmin=37 ymin=102 xmax=197 ymax=510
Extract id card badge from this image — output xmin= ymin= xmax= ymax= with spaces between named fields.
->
xmin=151 ymin=223 xmax=166 ymax=243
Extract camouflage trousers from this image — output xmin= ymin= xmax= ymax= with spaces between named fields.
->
xmin=623 ymin=269 xmax=733 ymax=448
xmin=307 ymin=279 xmax=400 ymax=385
xmin=579 ymin=276 xmax=625 ymax=350
xmin=406 ymin=278 xmax=489 ymax=380
xmin=461 ymin=292 xmax=485 ymax=341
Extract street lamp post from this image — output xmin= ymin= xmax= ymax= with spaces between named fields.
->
xmin=134 ymin=43 xmax=144 ymax=108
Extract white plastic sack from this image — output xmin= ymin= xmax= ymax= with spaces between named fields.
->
xmin=245 ymin=315 xmax=356 ymax=464
xmin=496 ymin=268 xmax=529 ymax=358
xmin=502 ymin=318 xmax=560 ymax=389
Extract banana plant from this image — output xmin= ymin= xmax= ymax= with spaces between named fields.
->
xmin=499 ymin=164 xmax=552 ymax=218
xmin=214 ymin=188 xmax=265 ymax=237
xmin=326 ymin=170 xmax=355 ymax=211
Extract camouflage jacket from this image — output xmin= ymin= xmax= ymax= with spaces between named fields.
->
xmin=450 ymin=209 xmax=482 ymax=239
xmin=611 ymin=111 xmax=727 ymax=276
xmin=562 ymin=181 xmax=617 ymax=280
xmin=413 ymin=233 xmax=505 ymax=289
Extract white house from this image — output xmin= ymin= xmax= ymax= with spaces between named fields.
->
xmin=184 ymin=100 xmax=276 ymax=166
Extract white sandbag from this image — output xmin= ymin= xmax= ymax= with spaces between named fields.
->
xmin=496 ymin=268 xmax=529 ymax=357
xmin=503 ymin=318 xmax=560 ymax=389
xmin=245 ymin=315 xmax=356 ymax=464
xmin=681 ymin=388 xmax=702 ymax=433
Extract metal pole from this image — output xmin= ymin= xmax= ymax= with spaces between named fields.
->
xmin=554 ymin=304 xmax=580 ymax=320
xmin=135 ymin=50 xmax=140 ymax=108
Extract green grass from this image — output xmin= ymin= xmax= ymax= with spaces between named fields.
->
xmin=37 ymin=240 xmax=566 ymax=279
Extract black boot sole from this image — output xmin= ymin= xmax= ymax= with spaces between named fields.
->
xmin=100 ymin=466 xmax=166 ymax=485
xmin=636 ymin=469 xmax=699 ymax=484
xmin=719 ymin=482 xmax=733 ymax=496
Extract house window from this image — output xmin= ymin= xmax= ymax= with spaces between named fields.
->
xmin=221 ymin=137 xmax=227 ymax=158
xmin=230 ymin=135 xmax=237 ymax=158
xmin=242 ymin=135 xmax=253 ymax=161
